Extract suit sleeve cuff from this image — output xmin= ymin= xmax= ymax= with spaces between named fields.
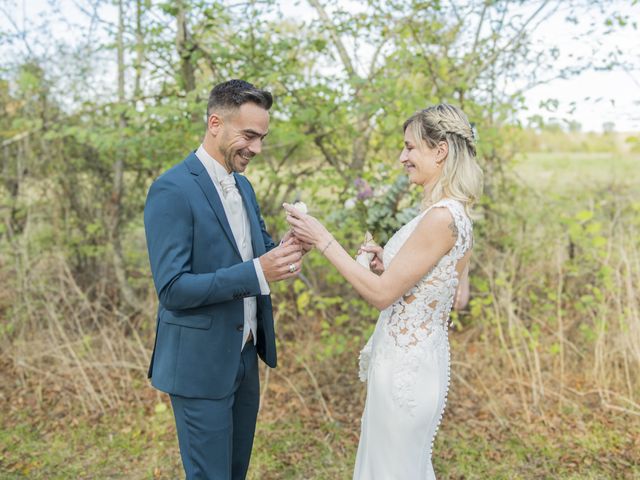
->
xmin=253 ymin=258 xmax=271 ymax=295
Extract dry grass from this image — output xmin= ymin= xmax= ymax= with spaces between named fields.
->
xmin=1 ymin=152 xmax=639 ymax=478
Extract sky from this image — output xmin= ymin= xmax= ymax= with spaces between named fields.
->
xmin=519 ymin=2 xmax=640 ymax=133
xmin=1 ymin=0 xmax=638 ymax=133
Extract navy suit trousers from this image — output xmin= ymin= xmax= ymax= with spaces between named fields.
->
xmin=170 ymin=341 xmax=260 ymax=480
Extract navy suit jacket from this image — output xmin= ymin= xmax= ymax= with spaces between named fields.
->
xmin=144 ymin=151 xmax=277 ymax=399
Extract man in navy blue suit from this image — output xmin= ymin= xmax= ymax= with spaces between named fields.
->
xmin=144 ymin=80 xmax=306 ymax=479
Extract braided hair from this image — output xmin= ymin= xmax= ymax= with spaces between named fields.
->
xmin=403 ymin=104 xmax=483 ymax=212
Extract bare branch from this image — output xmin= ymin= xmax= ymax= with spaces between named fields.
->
xmin=307 ymin=0 xmax=358 ymax=80
xmin=471 ymin=2 xmax=488 ymax=56
xmin=0 ymin=4 xmax=35 ymax=57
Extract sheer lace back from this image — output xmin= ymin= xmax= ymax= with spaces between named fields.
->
xmin=382 ymin=198 xmax=472 ymax=349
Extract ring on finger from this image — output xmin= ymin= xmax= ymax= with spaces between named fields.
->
xmin=288 ymin=263 xmax=297 ymax=273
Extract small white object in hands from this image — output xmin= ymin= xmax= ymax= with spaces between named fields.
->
xmin=355 ymin=231 xmax=377 ymax=270
xmin=292 ymin=201 xmax=308 ymax=214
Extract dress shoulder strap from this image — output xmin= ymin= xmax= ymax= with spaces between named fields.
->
xmin=426 ymin=198 xmax=473 ymax=259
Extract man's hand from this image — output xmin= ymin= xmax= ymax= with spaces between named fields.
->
xmin=281 ymin=229 xmax=313 ymax=255
xmin=259 ymin=238 xmax=304 ymax=282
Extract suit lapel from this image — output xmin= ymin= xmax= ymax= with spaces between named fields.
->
xmin=235 ymin=174 xmax=266 ymax=257
xmin=185 ymin=153 xmax=242 ymax=259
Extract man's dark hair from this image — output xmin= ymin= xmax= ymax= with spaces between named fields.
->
xmin=206 ymin=79 xmax=273 ymax=117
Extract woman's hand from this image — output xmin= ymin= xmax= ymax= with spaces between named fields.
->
xmin=280 ymin=229 xmax=314 ymax=255
xmin=358 ymin=244 xmax=385 ymax=275
xmin=283 ymin=203 xmax=332 ymax=248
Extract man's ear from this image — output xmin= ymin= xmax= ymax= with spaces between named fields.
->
xmin=207 ymin=113 xmax=223 ymax=136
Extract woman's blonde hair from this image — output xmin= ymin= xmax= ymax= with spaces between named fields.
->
xmin=403 ymin=104 xmax=483 ymax=213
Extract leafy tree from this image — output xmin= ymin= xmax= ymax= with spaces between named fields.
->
xmin=0 ymin=0 xmax=635 ymax=307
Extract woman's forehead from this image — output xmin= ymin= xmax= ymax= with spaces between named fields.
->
xmin=404 ymin=127 xmax=418 ymax=143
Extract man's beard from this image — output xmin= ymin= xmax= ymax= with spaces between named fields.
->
xmin=220 ymin=139 xmax=239 ymax=173
xmin=223 ymin=146 xmax=253 ymax=173
xmin=223 ymin=147 xmax=237 ymax=173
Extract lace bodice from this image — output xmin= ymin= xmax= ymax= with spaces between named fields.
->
xmin=359 ymin=198 xmax=473 ymax=382
xmin=382 ymin=198 xmax=472 ymax=348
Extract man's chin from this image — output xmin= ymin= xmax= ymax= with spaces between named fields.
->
xmin=234 ymin=156 xmax=251 ymax=172
xmin=234 ymin=162 xmax=249 ymax=173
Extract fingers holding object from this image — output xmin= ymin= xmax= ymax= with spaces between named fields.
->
xmin=282 ymin=203 xmax=303 ymax=219
xmin=277 ymin=243 xmax=303 ymax=257
xmin=285 ymin=215 xmax=304 ymax=229
xmin=279 ymin=237 xmax=299 ymax=249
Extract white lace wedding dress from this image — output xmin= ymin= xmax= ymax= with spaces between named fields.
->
xmin=354 ymin=198 xmax=472 ymax=480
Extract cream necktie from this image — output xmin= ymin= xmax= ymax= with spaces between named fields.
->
xmin=219 ymin=173 xmax=245 ymax=248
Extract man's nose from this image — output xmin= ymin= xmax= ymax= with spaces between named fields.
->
xmin=249 ymin=138 xmax=263 ymax=154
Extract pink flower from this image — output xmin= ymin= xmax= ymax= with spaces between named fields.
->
xmin=354 ymin=177 xmax=373 ymax=200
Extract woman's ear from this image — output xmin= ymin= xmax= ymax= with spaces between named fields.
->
xmin=437 ymin=140 xmax=449 ymax=164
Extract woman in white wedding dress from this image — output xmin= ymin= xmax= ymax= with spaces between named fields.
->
xmin=284 ymin=104 xmax=483 ymax=479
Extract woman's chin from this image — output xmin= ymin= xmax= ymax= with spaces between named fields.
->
xmin=407 ymin=172 xmax=421 ymax=185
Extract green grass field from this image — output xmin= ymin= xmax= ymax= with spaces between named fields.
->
xmin=513 ymin=152 xmax=640 ymax=192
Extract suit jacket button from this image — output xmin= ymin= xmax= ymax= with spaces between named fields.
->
xmin=236 ymin=325 xmax=243 ymax=332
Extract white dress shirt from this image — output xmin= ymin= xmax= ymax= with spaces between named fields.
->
xmin=195 ymin=145 xmax=270 ymax=349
